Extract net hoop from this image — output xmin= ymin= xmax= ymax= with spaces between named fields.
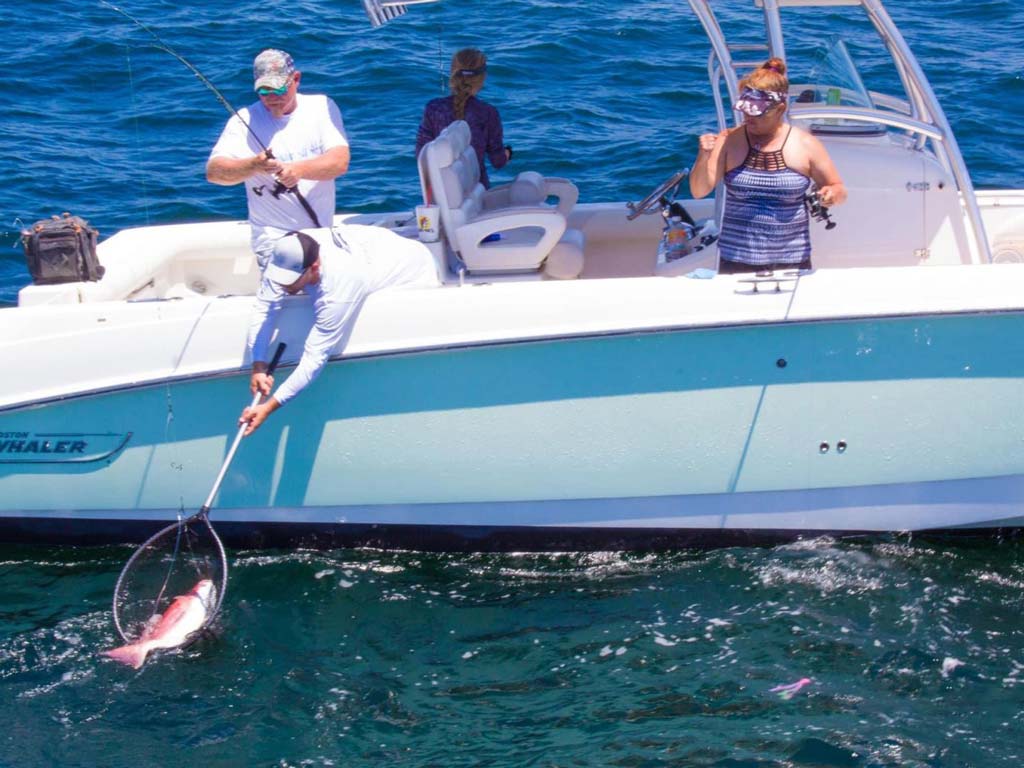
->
xmin=112 ymin=511 xmax=228 ymax=644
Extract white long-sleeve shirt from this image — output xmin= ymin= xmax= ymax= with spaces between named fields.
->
xmin=247 ymin=225 xmax=438 ymax=405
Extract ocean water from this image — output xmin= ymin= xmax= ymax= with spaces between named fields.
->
xmin=2 ymin=0 xmax=1023 ymax=303
xmin=2 ymin=1 xmax=1024 ymax=765
xmin=4 ymin=540 xmax=1024 ymax=766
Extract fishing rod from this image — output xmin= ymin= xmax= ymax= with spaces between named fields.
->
xmin=102 ymin=1 xmax=322 ymax=227
xmin=102 ymin=1 xmax=268 ymax=153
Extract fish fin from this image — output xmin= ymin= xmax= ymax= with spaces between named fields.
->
xmin=102 ymin=643 xmax=149 ymax=670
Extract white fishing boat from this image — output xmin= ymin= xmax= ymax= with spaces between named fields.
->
xmin=2 ymin=0 xmax=1024 ymax=549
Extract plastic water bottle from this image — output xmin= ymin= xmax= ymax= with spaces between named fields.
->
xmin=657 ymin=216 xmax=694 ymax=264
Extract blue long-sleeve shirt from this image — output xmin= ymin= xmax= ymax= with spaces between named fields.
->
xmin=415 ymin=95 xmax=508 ymax=188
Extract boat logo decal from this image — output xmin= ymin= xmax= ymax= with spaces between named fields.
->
xmin=0 ymin=432 xmax=132 ymax=464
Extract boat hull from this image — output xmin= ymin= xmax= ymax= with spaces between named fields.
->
xmin=2 ymin=309 xmax=1023 ymax=548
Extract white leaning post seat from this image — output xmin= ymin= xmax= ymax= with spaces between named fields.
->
xmin=419 ymin=121 xmax=585 ymax=279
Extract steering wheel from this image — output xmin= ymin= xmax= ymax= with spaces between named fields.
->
xmin=626 ymin=169 xmax=689 ymax=220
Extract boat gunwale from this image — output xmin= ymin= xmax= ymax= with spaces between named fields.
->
xmin=4 ymin=305 xmax=1023 ymax=414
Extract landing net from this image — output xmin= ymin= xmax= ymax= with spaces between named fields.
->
xmin=112 ymin=512 xmax=227 ymax=644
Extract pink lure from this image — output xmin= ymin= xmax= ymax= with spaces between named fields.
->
xmin=103 ymin=579 xmax=216 ymax=669
xmin=770 ymin=677 xmax=813 ymax=700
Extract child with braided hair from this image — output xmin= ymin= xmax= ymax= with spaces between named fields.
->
xmin=415 ymin=48 xmax=512 ymax=188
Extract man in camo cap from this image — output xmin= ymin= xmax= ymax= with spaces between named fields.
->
xmin=206 ymin=49 xmax=351 ymax=267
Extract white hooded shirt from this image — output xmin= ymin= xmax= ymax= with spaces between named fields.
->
xmin=247 ymin=226 xmax=438 ymax=405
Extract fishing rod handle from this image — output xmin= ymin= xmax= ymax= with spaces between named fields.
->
xmin=259 ymin=150 xmax=319 ymax=226
xmin=263 ymin=148 xmax=300 ymax=195
xmin=261 ymin=147 xmax=294 ymax=192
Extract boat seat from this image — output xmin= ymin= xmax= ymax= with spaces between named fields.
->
xmin=483 ymin=170 xmax=579 ymax=219
xmin=418 ymin=120 xmax=584 ymax=279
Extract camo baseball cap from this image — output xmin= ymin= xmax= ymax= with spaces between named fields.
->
xmin=254 ymin=49 xmax=296 ymax=91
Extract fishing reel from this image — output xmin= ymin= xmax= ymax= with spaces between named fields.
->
xmin=805 ymin=189 xmax=837 ymax=230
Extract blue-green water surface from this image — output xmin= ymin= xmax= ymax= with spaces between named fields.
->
xmin=4 ymin=540 xmax=1024 ymax=766
xmin=2 ymin=1 xmax=1024 ymax=765
xmin=2 ymin=0 xmax=1023 ymax=304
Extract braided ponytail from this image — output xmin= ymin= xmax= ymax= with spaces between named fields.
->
xmin=449 ymin=48 xmax=487 ymax=120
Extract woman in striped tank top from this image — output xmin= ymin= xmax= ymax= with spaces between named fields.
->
xmin=690 ymin=58 xmax=847 ymax=274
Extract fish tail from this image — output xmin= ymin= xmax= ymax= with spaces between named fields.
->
xmin=102 ymin=642 xmax=149 ymax=669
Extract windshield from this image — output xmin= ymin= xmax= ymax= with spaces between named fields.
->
xmin=787 ymin=35 xmax=888 ymax=136
xmin=792 ymin=36 xmax=873 ymax=109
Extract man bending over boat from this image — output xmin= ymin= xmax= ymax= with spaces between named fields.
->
xmin=206 ymin=49 xmax=350 ymax=268
xmin=689 ymin=58 xmax=847 ymax=273
xmin=240 ymin=227 xmax=438 ymax=435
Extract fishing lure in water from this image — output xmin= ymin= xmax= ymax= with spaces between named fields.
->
xmin=769 ymin=677 xmax=813 ymax=700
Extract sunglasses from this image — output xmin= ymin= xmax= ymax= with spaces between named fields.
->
xmin=256 ymin=81 xmax=291 ymax=97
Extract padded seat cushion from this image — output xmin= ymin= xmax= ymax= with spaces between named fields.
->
xmin=509 ymin=172 xmax=546 ymax=205
xmin=543 ymin=228 xmax=586 ymax=280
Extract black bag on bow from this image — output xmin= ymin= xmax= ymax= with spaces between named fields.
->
xmin=21 ymin=213 xmax=105 ymax=284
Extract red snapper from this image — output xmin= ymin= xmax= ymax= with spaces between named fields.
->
xmin=103 ymin=579 xmax=216 ymax=669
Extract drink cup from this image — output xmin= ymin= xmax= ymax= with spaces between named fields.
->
xmin=415 ymin=205 xmax=440 ymax=242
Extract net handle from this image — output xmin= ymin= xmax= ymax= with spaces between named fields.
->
xmin=111 ymin=342 xmax=286 ymax=643
xmin=199 ymin=342 xmax=287 ymax=515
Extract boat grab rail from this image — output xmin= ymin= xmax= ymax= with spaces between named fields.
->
xmin=710 ymin=62 xmax=913 ymax=126
xmin=867 ymin=92 xmax=913 ymax=115
xmin=788 ymin=83 xmax=912 ymax=116
xmin=786 ymin=106 xmax=943 ymax=141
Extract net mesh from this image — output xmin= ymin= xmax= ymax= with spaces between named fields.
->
xmin=112 ymin=512 xmax=228 ymax=644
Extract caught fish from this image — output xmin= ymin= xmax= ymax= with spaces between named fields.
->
xmin=103 ymin=579 xmax=216 ymax=669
